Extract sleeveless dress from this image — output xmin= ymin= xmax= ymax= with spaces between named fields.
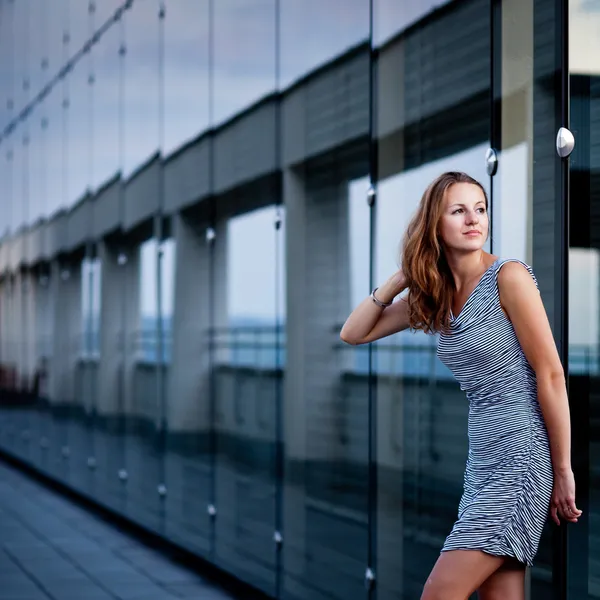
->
xmin=437 ymin=258 xmax=553 ymax=566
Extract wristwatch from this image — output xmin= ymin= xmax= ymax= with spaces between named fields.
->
xmin=371 ymin=287 xmax=393 ymax=308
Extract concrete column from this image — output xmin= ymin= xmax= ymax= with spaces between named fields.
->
xmin=49 ymin=261 xmax=64 ymax=402
xmin=283 ymin=164 xmax=352 ymax=581
xmin=49 ymin=260 xmax=82 ymax=404
xmin=35 ymin=274 xmax=53 ymax=399
xmin=284 ymin=165 xmax=351 ymax=463
xmin=283 ymin=167 xmax=307 ymax=466
xmin=97 ymin=241 xmax=139 ymax=417
xmin=12 ymin=271 xmax=25 ymax=390
xmin=167 ymin=214 xmax=212 ymax=432
xmin=23 ymin=271 xmax=37 ymax=388
xmin=122 ymin=247 xmax=140 ymax=417
xmin=97 ymin=243 xmax=121 ymax=415
xmin=66 ymin=265 xmax=82 ymax=404
xmin=0 ymin=279 xmax=8 ymax=366
xmin=0 ymin=277 xmax=16 ymax=372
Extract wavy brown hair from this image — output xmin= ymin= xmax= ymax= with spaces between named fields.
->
xmin=401 ymin=171 xmax=488 ymax=334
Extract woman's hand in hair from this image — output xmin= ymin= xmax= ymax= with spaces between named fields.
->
xmin=376 ymin=269 xmax=408 ymax=304
xmin=340 ymin=269 xmax=409 ymax=346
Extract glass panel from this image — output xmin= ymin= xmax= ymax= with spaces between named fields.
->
xmin=117 ymin=1 xmax=164 ymax=533
xmin=280 ymin=0 xmax=371 ymax=596
xmin=121 ymin=236 xmax=162 ymax=533
xmin=278 ymin=0 xmax=369 ymax=89
xmin=161 ymin=2 xmax=212 ymax=558
xmin=283 ymin=162 xmax=371 ymax=599
xmin=91 ymin=12 xmax=121 ymax=190
xmin=211 ymin=204 xmax=280 ymax=596
xmin=95 ymin=241 xmax=128 ymax=515
xmin=212 ymin=0 xmax=276 ymax=125
xmin=65 ymin=43 xmax=90 ymax=208
xmin=164 ymin=212 xmax=214 ymax=558
xmin=123 ymin=0 xmax=160 ymax=176
xmin=569 ymin=0 xmax=600 ymax=597
xmin=46 ymin=83 xmax=65 ymax=217
xmin=163 ymin=0 xmax=210 ymax=154
xmin=493 ymin=0 xmax=534 ymax=263
xmin=373 ymin=1 xmax=490 ymax=598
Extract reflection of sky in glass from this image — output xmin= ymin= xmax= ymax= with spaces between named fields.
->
xmin=279 ymin=0 xmax=368 ymax=89
xmin=570 ymin=248 xmax=599 ymax=348
xmin=164 ymin=0 xmax=210 ymax=154
xmin=570 ymin=0 xmax=600 ymax=75
xmin=91 ymin=21 xmax=121 ymax=192
xmin=493 ymin=143 xmax=528 ymax=262
xmin=373 ymin=0 xmax=454 ymax=47
xmin=226 ymin=205 xmax=285 ymax=322
xmin=123 ymin=0 xmax=160 ymax=176
xmin=213 ymin=0 xmax=276 ymax=126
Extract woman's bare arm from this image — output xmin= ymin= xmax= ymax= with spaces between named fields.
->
xmin=498 ymin=262 xmax=582 ymax=525
xmin=340 ymin=271 xmax=410 ymax=345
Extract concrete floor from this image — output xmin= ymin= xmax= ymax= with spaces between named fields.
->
xmin=0 ymin=460 xmax=238 ymax=600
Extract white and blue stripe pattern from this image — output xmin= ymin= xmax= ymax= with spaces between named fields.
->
xmin=437 ymin=258 xmax=553 ymax=566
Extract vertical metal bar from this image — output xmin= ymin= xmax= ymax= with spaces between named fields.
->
xmin=156 ymin=0 xmax=167 ymax=528
xmin=553 ymin=0 xmax=569 ymax=597
xmin=274 ymin=0 xmax=284 ymax=597
xmin=207 ymin=0 xmax=217 ymax=560
xmin=567 ymin=73 xmax=591 ymax=600
xmin=117 ymin=10 xmax=127 ymax=504
xmin=489 ymin=0 xmax=502 ymax=256
xmin=367 ymin=1 xmax=378 ymax=597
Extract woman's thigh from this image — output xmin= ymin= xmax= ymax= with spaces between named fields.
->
xmin=420 ymin=550 xmax=506 ymax=600
xmin=477 ymin=560 xmax=526 ymax=600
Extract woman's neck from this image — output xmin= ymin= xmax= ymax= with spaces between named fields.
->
xmin=445 ymin=251 xmax=494 ymax=292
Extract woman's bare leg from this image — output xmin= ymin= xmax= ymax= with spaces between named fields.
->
xmin=420 ymin=550 xmax=506 ymax=600
xmin=477 ymin=560 xmax=526 ymax=600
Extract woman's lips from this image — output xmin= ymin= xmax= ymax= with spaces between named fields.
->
xmin=464 ymin=231 xmax=481 ymax=236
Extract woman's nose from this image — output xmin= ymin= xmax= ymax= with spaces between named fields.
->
xmin=466 ymin=210 xmax=479 ymax=224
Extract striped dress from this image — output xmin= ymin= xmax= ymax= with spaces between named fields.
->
xmin=437 ymin=258 xmax=553 ymax=566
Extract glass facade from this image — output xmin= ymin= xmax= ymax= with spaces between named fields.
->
xmin=0 ymin=1 xmax=593 ymax=599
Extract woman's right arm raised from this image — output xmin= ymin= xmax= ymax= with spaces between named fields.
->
xmin=340 ymin=270 xmax=410 ymax=345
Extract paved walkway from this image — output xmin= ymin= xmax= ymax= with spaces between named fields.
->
xmin=0 ymin=461 xmax=238 ymax=600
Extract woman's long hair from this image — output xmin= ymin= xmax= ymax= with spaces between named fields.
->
xmin=401 ymin=171 xmax=488 ymax=333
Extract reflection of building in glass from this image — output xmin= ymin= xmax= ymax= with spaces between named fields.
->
xmin=0 ymin=0 xmax=597 ymax=598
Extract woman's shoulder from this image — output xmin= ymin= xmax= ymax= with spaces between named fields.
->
xmin=494 ymin=257 xmax=538 ymax=289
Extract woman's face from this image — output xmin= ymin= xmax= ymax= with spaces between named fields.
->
xmin=438 ymin=182 xmax=488 ymax=252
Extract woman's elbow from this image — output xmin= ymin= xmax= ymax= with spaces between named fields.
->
xmin=537 ymin=368 xmax=566 ymax=388
xmin=339 ymin=328 xmax=362 ymax=346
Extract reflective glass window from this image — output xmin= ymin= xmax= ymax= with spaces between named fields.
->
xmin=212 ymin=0 xmax=276 ymax=125
xmin=123 ymin=1 xmax=160 ymax=176
xmin=163 ymin=0 xmax=210 ymax=154
xmin=279 ymin=0 xmax=369 ymax=89
xmin=91 ymin=16 xmax=121 ymax=189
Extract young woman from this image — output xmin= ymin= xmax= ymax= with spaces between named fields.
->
xmin=340 ymin=172 xmax=581 ymax=599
